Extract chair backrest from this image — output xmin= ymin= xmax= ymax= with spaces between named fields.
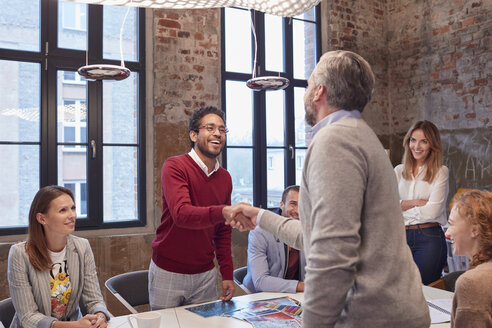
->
xmin=233 ymin=266 xmax=251 ymax=294
xmin=0 ymin=298 xmax=15 ymax=328
xmin=443 ymin=270 xmax=465 ymax=292
xmin=105 ymin=270 xmax=149 ymax=314
xmin=233 ymin=266 xmax=247 ymax=285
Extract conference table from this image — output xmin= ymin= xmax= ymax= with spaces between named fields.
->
xmin=108 ymin=285 xmax=454 ymax=328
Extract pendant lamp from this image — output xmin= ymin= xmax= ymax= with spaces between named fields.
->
xmin=78 ymin=4 xmax=132 ymax=81
xmin=246 ymin=10 xmax=289 ymax=91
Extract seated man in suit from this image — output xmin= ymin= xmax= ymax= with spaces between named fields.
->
xmin=243 ymin=185 xmax=306 ymax=293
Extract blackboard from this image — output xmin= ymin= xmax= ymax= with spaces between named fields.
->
xmin=441 ymin=127 xmax=492 ymax=204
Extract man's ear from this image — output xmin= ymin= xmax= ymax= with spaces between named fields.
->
xmin=36 ymin=213 xmax=46 ymax=225
xmin=190 ymin=130 xmax=198 ymax=144
xmin=313 ymin=84 xmax=325 ymax=102
xmin=279 ymin=201 xmax=285 ymax=213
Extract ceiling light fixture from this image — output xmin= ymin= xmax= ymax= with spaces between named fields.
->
xmin=63 ymin=0 xmax=321 ymax=18
xmin=246 ymin=10 xmax=289 ymax=91
xmin=77 ymin=3 xmax=132 ymax=81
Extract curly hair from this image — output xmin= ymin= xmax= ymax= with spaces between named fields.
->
xmin=452 ymin=189 xmax=492 ymax=268
xmin=401 ymin=120 xmax=443 ymax=183
xmin=188 ymin=106 xmax=226 ymax=148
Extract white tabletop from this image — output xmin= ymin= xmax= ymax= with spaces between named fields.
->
xmin=109 ymin=287 xmax=453 ymax=328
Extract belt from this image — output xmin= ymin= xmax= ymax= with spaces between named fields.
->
xmin=405 ymin=222 xmax=440 ymax=230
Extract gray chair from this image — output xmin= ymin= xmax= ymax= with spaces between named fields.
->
xmin=233 ymin=266 xmax=251 ymax=294
xmin=428 ymin=270 xmax=465 ymax=292
xmin=0 ymin=298 xmax=15 ymax=328
xmin=105 ymin=270 xmax=149 ymax=314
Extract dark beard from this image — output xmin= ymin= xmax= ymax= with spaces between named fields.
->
xmin=305 ymin=110 xmax=316 ymax=127
xmin=196 ymin=142 xmax=222 ymax=159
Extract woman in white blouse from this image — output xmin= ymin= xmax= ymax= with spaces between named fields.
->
xmin=394 ymin=120 xmax=449 ymax=284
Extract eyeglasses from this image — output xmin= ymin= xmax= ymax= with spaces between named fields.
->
xmin=197 ymin=124 xmax=229 ymax=134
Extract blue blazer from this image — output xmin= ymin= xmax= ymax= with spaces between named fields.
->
xmin=8 ymin=235 xmax=110 ymax=328
xmin=243 ymin=223 xmax=306 ymax=293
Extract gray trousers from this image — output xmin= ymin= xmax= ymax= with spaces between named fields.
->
xmin=148 ymin=259 xmax=218 ymax=310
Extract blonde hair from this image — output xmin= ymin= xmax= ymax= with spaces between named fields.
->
xmin=452 ymin=190 xmax=492 ymax=268
xmin=401 ymin=120 xmax=442 ymax=183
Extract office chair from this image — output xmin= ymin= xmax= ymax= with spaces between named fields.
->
xmin=0 ymin=298 xmax=15 ymax=328
xmin=105 ymin=270 xmax=149 ymax=314
xmin=428 ymin=270 xmax=465 ymax=292
xmin=233 ymin=266 xmax=251 ymax=294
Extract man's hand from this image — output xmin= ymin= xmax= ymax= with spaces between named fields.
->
xmin=228 ymin=204 xmax=261 ymax=230
xmin=223 ymin=203 xmax=256 ymax=231
xmin=221 ymin=279 xmax=235 ymax=301
xmin=296 ymin=281 xmax=305 ymax=292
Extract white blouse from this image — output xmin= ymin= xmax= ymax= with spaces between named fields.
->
xmin=394 ymin=164 xmax=449 ymax=226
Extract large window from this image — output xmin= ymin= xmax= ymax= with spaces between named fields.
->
xmin=0 ymin=0 xmax=145 ymax=234
xmin=222 ymin=7 xmax=320 ymax=208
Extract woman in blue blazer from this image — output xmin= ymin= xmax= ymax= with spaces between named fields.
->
xmin=8 ymin=186 xmax=110 ymax=328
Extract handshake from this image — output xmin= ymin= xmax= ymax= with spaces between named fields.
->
xmin=222 ymin=203 xmax=260 ymax=231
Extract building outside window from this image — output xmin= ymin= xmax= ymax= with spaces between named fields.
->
xmin=222 ymin=7 xmax=320 ymax=208
xmin=0 ymin=0 xmax=145 ymax=234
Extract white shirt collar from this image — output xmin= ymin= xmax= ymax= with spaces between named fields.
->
xmin=188 ymin=148 xmax=220 ymax=177
xmin=306 ymin=109 xmax=361 ymax=146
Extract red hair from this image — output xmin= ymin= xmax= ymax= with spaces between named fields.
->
xmin=452 ymin=190 xmax=492 ymax=268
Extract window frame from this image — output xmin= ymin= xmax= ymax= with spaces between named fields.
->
xmin=221 ymin=7 xmax=321 ymax=208
xmin=0 ymin=1 xmax=146 ymax=235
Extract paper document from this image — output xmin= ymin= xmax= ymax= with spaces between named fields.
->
xmin=427 ymin=299 xmax=453 ymax=324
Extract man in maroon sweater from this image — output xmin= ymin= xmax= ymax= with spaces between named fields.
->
xmin=149 ymin=106 xmax=240 ymax=310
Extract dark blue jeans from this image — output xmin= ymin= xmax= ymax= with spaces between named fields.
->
xmin=406 ymin=225 xmax=447 ymax=285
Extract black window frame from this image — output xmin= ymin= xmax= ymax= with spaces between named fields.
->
xmin=0 ymin=0 xmax=146 ymax=235
xmin=221 ymin=7 xmax=321 ymax=208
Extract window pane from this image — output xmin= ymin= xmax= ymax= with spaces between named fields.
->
xmin=103 ymin=73 xmax=138 ymax=144
xmin=0 ymin=145 xmax=39 ymax=228
xmin=57 ymin=145 xmax=87 ymax=216
xmin=293 ymin=20 xmax=317 ymax=80
xmin=0 ymin=60 xmax=40 ymax=142
xmin=58 ymin=0 xmax=87 ymax=51
xmin=103 ymin=146 xmax=138 ymax=222
xmin=295 ymin=148 xmax=306 ymax=185
xmin=265 ymin=14 xmax=284 ymax=72
xmin=294 ymin=7 xmax=316 ymax=21
xmin=267 ymin=148 xmax=284 ymax=208
xmin=57 ymin=71 xmax=87 ymax=147
xmin=225 ymin=8 xmax=252 ymax=74
xmin=227 ymin=148 xmax=253 ymax=204
xmin=294 ymin=87 xmax=308 ymax=147
xmin=226 ymin=80 xmax=253 ymax=146
xmin=103 ymin=6 xmax=138 ymax=61
xmin=0 ymin=0 xmax=40 ymax=52
xmin=266 ymin=90 xmax=284 ymax=146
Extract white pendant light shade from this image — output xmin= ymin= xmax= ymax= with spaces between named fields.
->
xmin=246 ymin=76 xmax=289 ymax=91
xmin=63 ymin=0 xmax=321 ymax=17
xmin=78 ymin=64 xmax=131 ymax=81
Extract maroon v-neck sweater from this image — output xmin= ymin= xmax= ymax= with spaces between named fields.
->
xmin=151 ymin=154 xmax=233 ymax=280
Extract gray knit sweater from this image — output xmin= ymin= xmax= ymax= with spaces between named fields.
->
xmin=260 ymin=117 xmax=430 ymax=328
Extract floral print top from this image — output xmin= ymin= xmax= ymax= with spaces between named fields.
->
xmin=49 ymin=248 xmax=72 ymax=319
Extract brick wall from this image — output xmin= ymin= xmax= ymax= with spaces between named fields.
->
xmin=322 ymin=0 xmax=391 ymax=136
xmin=387 ymin=0 xmax=490 ymax=134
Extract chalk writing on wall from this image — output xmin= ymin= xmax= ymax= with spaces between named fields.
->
xmin=441 ymin=127 xmax=492 ymax=204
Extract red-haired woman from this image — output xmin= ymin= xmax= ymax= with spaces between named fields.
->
xmin=8 ymin=186 xmax=110 ymax=328
xmin=445 ymin=190 xmax=492 ymax=327
xmin=394 ymin=120 xmax=449 ymax=284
